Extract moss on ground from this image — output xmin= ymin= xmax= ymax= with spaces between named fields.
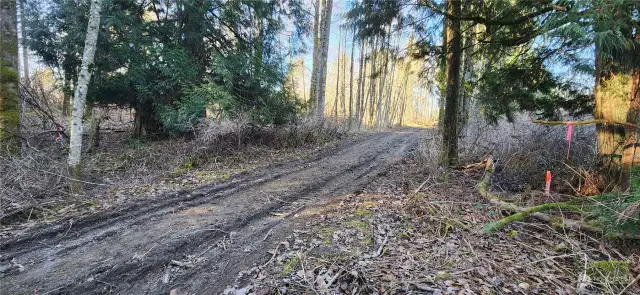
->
xmin=587 ymin=260 xmax=630 ymax=291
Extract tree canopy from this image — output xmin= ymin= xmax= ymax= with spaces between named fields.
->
xmin=25 ymin=0 xmax=310 ymax=135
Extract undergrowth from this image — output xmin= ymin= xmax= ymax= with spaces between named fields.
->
xmin=1 ymin=116 xmax=353 ymax=226
xmin=588 ymin=167 xmax=640 ymax=237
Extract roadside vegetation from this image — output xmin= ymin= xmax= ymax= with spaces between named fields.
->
xmin=1 ymin=0 xmax=640 ymax=294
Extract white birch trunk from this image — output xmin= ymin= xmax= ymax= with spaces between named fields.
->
xmin=19 ymin=0 xmax=28 ymax=82
xmin=68 ymin=0 xmax=103 ymax=193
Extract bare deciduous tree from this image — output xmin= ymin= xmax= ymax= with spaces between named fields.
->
xmin=68 ymin=0 xmax=103 ymax=194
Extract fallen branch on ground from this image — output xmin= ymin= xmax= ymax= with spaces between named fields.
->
xmin=454 ymin=159 xmax=488 ymax=171
xmin=533 ymin=119 xmax=637 ymax=129
xmin=483 ymin=202 xmax=583 ymax=232
xmin=477 ymin=156 xmax=596 ymax=233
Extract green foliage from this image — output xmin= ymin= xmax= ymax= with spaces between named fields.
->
xmin=345 ymin=0 xmax=401 ymax=40
xmin=25 ymin=0 xmax=310 ymax=135
xmin=587 ymin=167 xmax=640 ymax=237
xmin=587 ymin=260 xmax=630 ymax=291
xmin=157 ymin=82 xmax=233 ymax=134
xmin=124 ymin=138 xmax=148 ymax=150
xmin=475 ymin=56 xmax=593 ymax=123
xmin=207 ymin=53 xmax=301 ymax=126
xmin=282 ymin=255 xmax=300 ymax=275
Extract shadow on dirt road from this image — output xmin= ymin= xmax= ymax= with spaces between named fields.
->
xmin=0 ymin=129 xmax=425 ymax=295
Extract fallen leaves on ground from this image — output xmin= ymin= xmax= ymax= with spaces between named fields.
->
xmin=227 ymin=156 xmax=640 ymax=295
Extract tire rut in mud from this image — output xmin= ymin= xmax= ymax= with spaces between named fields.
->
xmin=0 ymin=130 xmax=422 ymax=295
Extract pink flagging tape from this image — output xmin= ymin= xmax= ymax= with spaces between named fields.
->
xmin=566 ymin=122 xmax=573 ymax=159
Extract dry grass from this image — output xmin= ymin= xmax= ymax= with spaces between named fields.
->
xmin=459 ymin=112 xmax=601 ymax=196
xmin=0 ymin=113 xmax=353 ymax=226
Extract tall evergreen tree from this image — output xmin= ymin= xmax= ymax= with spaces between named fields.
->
xmin=591 ymin=2 xmax=640 ymax=189
xmin=439 ymin=0 xmax=462 ymax=166
xmin=25 ymin=0 xmax=310 ymax=136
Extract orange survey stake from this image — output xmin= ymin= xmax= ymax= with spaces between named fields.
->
xmin=545 ymin=171 xmax=552 ymax=196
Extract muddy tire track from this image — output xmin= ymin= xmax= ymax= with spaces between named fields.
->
xmin=0 ymin=129 xmax=422 ymax=295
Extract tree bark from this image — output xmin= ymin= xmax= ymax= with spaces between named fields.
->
xmin=19 ymin=0 xmax=27 ymax=82
xmin=439 ymin=0 xmax=462 ymax=166
xmin=333 ymin=27 xmax=341 ymax=117
xmin=349 ymin=34 xmax=355 ymax=125
xmin=68 ymin=0 xmax=103 ymax=194
xmin=19 ymin=0 xmax=28 ymax=154
xmin=367 ymin=37 xmax=377 ymax=126
xmin=341 ymin=37 xmax=346 ymax=118
xmin=0 ymin=0 xmax=19 ymax=155
xmin=315 ymin=0 xmax=333 ymax=119
xmin=62 ymin=78 xmax=71 ymax=117
xmin=355 ymin=40 xmax=365 ymax=126
xmin=628 ymin=30 xmax=640 ymax=181
xmin=86 ymin=104 xmax=101 ymax=153
xmin=437 ymin=6 xmax=448 ymax=130
xmin=376 ymin=33 xmax=389 ymax=127
xmin=133 ymin=100 xmax=159 ymax=138
xmin=308 ymin=0 xmax=321 ymax=114
xmin=459 ymin=2 xmax=474 ymax=138
xmin=594 ymin=33 xmax=637 ymax=190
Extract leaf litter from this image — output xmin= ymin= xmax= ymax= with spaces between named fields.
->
xmin=226 ymin=154 xmax=640 ymax=295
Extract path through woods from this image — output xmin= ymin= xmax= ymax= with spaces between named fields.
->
xmin=0 ymin=129 xmax=424 ymax=294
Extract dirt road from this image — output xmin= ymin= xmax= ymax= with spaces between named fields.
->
xmin=0 ymin=129 xmax=423 ymax=295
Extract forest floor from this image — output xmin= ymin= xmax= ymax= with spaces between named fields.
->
xmin=0 ymin=129 xmax=423 ymax=294
xmin=1 ymin=128 xmax=639 ymax=295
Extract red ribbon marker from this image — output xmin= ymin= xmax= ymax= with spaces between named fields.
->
xmin=545 ymin=171 xmax=552 ymax=196
xmin=566 ymin=122 xmax=573 ymax=159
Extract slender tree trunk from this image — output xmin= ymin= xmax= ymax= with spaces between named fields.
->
xmin=349 ymin=34 xmax=355 ymax=125
xmin=19 ymin=0 xmax=27 ymax=83
xmin=368 ymin=37 xmax=377 ymax=126
xmin=459 ymin=4 xmax=474 ymax=138
xmin=341 ymin=37 xmax=346 ymax=118
xmin=355 ymin=40 xmax=364 ymax=126
xmin=62 ymin=78 xmax=71 ymax=116
xmin=359 ymin=44 xmax=368 ymax=125
xmin=68 ymin=0 xmax=103 ymax=194
xmin=315 ymin=0 xmax=333 ymax=119
xmin=308 ymin=0 xmax=321 ymax=113
xmin=439 ymin=0 xmax=462 ymax=166
xmin=384 ymin=58 xmax=397 ymax=127
xmin=333 ymin=27 xmax=341 ymax=117
xmin=437 ymin=9 xmax=448 ymax=130
xmin=399 ymin=74 xmax=409 ymax=126
xmin=383 ymin=35 xmax=398 ymax=127
xmin=302 ymin=60 xmax=306 ymax=103
xmin=0 ymin=0 xmax=19 ymax=155
xmin=86 ymin=104 xmax=101 ymax=153
xmin=376 ymin=34 xmax=389 ymax=128
xmin=18 ymin=0 xmax=28 ymax=155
